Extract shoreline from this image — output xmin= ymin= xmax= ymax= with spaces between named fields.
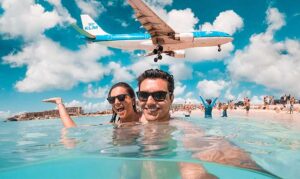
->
xmin=173 ymin=108 xmax=300 ymax=128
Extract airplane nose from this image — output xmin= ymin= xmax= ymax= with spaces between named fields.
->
xmin=228 ymin=37 xmax=233 ymax=42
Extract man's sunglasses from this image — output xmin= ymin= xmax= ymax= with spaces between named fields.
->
xmin=107 ymin=94 xmax=129 ymax=104
xmin=136 ymin=91 xmax=170 ymax=101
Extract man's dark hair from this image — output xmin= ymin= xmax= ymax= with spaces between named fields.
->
xmin=137 ymin=69 xmax=174 ymax=94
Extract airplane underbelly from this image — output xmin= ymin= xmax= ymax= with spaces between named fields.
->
xmin=193 ymin=37 xmax=232 ymax=47
xmin=96 ymin=37 xmax=231 ymax=52
xmin=162 ymin=43 xmax=194 ymax=51
xmin=98 ymin=40 xmax=154 ymax=51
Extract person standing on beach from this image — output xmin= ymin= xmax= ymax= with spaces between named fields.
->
xmin=199 ymin=96 xmax=218 ymax=118
xmin=244 ymin=97 xmax=250 ymax=115
xmin=221 ymin=103 xmax=228 ymax=117
xmin=289 ymin=96 xmax=295 ymax=114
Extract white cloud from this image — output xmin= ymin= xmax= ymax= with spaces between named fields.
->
xmin=184 ymin=10 xmax=242 ymax=61
xmin=197 ymin=80 xmax=228 ymax=98
xmin=173 ymin=97 xmax=199 ymax=104
xmin=251 ymin=95 xmax=264 ymax=105
xmin=75 ymin=0 xmax=106 ymax=18
xmin=0 ymin=110 xmax=11 ymax=119
xmin=224 ymin=88 xmax=235 ymax=101
xmin=107 ymin=1 xmax=114 ymax=6
xmin=0 ymin=0 xmax=58 ymax=40
xmin=174 ymin=82 xmax=186 ymax=96
xmin=83 ymin=84 xmax=109 ymax=98
xmin=121 ymin=21 xmax=129 ymax=27
xmin=47 ymin=0 xmax=75 ymax=24
xmin=108 ymin=62 xmax=135 ymax=83
xmin=201 ymin=10 xmax=244 ymax=35
xmin=169 ymin=62 xmax=193 ymax=81
xmin=186 ymin=92 xmax=193 ymax=98
xmin=228 ymin=7 xmax=300 ymax=97
xmin=167 ymin=8 xmax=199 ymax=32
xmin=3 ymin=37 xmax=112 ymax=92
xmin=0 ymin=0 xmax=74 ymax=41
xmin=266 ymin=8 xmax=285 ymax=35
xmin=65 ymin=99 xmax=110 ymax=112
xmin=114 ymin=19 xmax=129 ymax=27
xmin=130 ymin=59 xmax=160 ymax=77
xmin=0 ymin=0 xmax=111 ymax=93
xmin=144 ymin=0 xmax=173 ymax=7
xmin=236 ymin=90 xmax=251 ymax=101
xmin=195 ymin=71 xmax=205 ymax=78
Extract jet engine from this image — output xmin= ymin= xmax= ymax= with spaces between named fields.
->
xmin=166 ymin=50 xmax=186 ymax=58
xmin=174 ymin=33 xmax=194 ymax=42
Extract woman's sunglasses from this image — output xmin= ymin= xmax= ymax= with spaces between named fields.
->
xmin=136 ymin=91 xmax=170 ymax=101
xmin=107 ymin=94 xmax=129 ymax=104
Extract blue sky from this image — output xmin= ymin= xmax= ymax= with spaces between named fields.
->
xmin=0 ymin=0 xmax=299 ymax=117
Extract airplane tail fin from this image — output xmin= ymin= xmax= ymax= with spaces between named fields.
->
xmin=71 ymin=23 xmax=95 ymax=39
xmin=80 ymin=14 xmax=108 ymax=36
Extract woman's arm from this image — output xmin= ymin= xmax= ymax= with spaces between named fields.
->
xmin=43 ymin=97 xmax=77 ymax=128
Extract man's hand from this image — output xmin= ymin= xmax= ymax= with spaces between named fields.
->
xmin=42 ymin=97 xmax=62 ymax=104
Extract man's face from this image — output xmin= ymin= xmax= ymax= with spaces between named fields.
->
xmin=138 ymin=78 xmax=173 ymax=121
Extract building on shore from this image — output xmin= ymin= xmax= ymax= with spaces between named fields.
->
xmin=6 ymin=107 xmax=83 ymax=121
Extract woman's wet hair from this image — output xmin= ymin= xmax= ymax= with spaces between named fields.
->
xmin=108 ymin=82 xmax=137 ymax=123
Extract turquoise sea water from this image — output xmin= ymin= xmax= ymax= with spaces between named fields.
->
xmin=0 ymin=114 xmax=299 ymax=178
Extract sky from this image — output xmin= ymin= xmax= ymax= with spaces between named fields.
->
xmin=0 ymin=0 xmax=300 ymax=118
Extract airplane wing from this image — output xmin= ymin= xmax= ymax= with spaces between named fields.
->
xmin=128 ymin=0 xmax=178 ymax=45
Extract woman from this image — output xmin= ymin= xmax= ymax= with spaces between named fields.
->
xmin=107 ymin=82 xmax=140 ymax=124
xmin=43 ymin=82 xmax=140 ymax=127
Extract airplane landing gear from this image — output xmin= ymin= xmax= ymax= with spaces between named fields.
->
xmin=158 ymin=54 xmax=162 ymax=60
xmin=218 ymin=45 xmax=221 ymax=52
xmin=153 ymin=45 xmax=163 ymax=62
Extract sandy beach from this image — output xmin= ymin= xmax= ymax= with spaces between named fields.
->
xmin=173 ymin=106 xmax=300 ymax=126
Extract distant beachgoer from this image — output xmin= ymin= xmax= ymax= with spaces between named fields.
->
xmin=43 ymin=82 xmax=141 ymax=128
xmin=199 ymin=96 xmax=218 ymax=118
xmin=217 ymin=102 xmax=222 ymax=111
xmin=244 ymin=98 xmax=250 ymax=115
xmin=289 ymin=96 xmax=295 ymax=114
xmin=283 ymin=94 xmax=287 ymax=107
xmin=222 ymin=103 xmax=228 ymax=117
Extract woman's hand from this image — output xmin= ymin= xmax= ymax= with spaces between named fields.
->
xmin=42 ymin=97 xmax=63 ymax=105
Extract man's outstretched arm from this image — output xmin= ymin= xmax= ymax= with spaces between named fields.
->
xmin=43 ymin=97 xmax=77 ymax=128
xmin=199 ymin=96 xmax=208 ymax=108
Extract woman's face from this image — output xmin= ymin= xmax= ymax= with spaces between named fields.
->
xmin=110 ymin=86 xmax=135 ymax=120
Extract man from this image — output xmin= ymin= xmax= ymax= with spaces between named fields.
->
xmin=136 ymin=69 xmax=174 ymax=122
xmin=135 ymin=69 xmax=270 ymax=177
xmin=136 ymin=69 xmax=218 ymax=178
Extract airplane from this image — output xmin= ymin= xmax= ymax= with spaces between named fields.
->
xmin=72 ymin=0 xmax=233 ymax=62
